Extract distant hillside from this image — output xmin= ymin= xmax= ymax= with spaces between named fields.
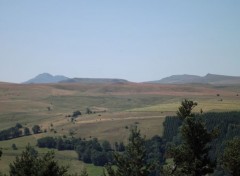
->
xmin=148 ymin=74 xmax=240 ymax=85
xmin=149 ymin=74 xmax=202 ymax=84
xmin=23 ymin=73 xmax=129 ymax=84
xmin=24 ymin=73 xmax=69 ymax=84
xmin=61 ymin=78 xmax=129 ymax=84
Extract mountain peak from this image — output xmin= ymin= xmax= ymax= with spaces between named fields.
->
xmin=23 ymin=73 xmax=69 ymax=84
xmin=38 ymin=73 xmax=52 ymax=77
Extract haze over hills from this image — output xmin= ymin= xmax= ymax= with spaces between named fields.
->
xmin=22 ymin=73 xmax=240 ymax=85
xmin=23 ymin=73 xmax=129 ymax=84
xmin=61 ymin=78 xmax=129 ymax=84
xmin=23 ymin=73 xmax=69 ymax=84
xmin=148 ymin=74 xmax=240 ymax=85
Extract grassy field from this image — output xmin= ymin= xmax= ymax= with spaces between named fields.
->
xmin=0 ymin=135 xmax=103 ymax=175
xmin=0 ymin=82 xmax=240 ymax=174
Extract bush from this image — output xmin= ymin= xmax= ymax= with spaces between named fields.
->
xmin=72 ymin=111 xmax=81 ymax=117
xmin=12 ymin=144 xmax=17 ymax=150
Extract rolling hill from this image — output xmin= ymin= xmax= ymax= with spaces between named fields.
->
xmin=148 ymin=73 xmax=240 ymax=85
xmin=61 ymin=78 xmax=129 ymax=84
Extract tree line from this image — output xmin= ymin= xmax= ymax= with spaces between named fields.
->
xmin=37 ymin=133 xmax=165 ymax=168
xmin=0 ymin=123 xmax=41 ymax=141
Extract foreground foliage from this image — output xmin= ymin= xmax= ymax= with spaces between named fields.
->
xmin=9 ymin=145 xmax=69 ymax=176
xmin=222 ymin=137 xmax=240 ymax=176
xmin=104 ymin=126 xmax=156 ymax=176
xmin=168 ymin=99 xmax=216 ymax=175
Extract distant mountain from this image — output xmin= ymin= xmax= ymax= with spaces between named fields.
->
xmin=23 ymin=73 xmax=129 ymax=84
xmin=61 ymin=78 xmax=129 ymax=84
xmin=149 ymin=74 xmax=202 ymax=84
xmin=24 ymin=73 xmax=69 ymax=84
xmin=148 ymin=74 xmax=240 ymax=85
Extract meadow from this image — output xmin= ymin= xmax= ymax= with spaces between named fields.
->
xmin=0 ymin=82 xmax=240 ymax=175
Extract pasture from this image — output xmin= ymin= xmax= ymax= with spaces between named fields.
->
xmin=0 ymin=82 xmax=240 ymax=175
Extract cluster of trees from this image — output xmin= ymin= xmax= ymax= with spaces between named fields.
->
xmin=0 ymin=123 xmax=28 ymax=141
xmin=37 ymin=133 xmax=165 ymax=168
xmin=162 ymin=100 xmax=240 ymax=176
xmin=75 ymin=138 xmax=113 ymax=166
xmin=0 ymin=124 xmax=23 ymax=141
xmin=37 ymin=136 xmax=120 ymax=166
xmin=0 ymin=145 xmax=89 ymax=176
xmin=103 ymin=126 xmax=165 ymax=176
xmin=0 ymin=124 xmax=41 ymax=141
xmin=163 ymin=112 xmax=240 ymax=172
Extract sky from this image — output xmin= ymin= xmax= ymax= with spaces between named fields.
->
xmin=0 ymin=0 xmax=240 ymax=83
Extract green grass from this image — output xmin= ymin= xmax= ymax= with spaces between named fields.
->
xmin=129 ymin=96 xmax=240 ymax=113
xmin=0 ymin=135 xmax=103 ymax=176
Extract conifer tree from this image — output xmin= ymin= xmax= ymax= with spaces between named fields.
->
xmin=104 ymin=126 xmax=155 ymax=176
xmin=170 ymin=99 xmax=216 ymax=176
xmin=176 ymin=99 xmax=197 ymax=120
xmin=9 ymin=145 xmax=68 ymax=176
xmin=222 ymin=137 xmax=240 ymax=176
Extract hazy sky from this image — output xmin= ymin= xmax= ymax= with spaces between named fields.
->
xmin=0 ymin=1 xmax=240 ymax=83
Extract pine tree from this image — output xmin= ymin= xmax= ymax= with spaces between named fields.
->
xmin=104 ymin=126 xmax=155 ymax=176
xmin=176 ymin=99 xmax=197 ymax=120
xmin=9 ymin=145 xmax=68 ymax=176
xmin=170 ymin=99 xmax=216 ymax=176
xmin=222 ymin=137 xmax=240 ymax=176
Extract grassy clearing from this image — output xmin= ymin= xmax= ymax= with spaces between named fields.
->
xmin=129 ymin=96 xmax=240 ymax=113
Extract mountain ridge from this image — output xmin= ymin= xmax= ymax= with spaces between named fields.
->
xmin=22 ymin=73 xmax=240 ymax=85
xmin=61 ymin=78 xmax=129 ymax=84
xmin=148 ymin=73 xmax=240 ymax=85
xmin=23 ymin=73 xmax=129 ymax=84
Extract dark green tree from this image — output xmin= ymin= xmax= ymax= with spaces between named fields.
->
xmin=91 ymin=151 xmax=108 ymax=166
xmin=12 ymin=143 xmax=17 ymax=150
xmin=102 ymin=140 xmax=112 ymax=152
xmin=72 ymin=110 xmax=81 ymax=117
xmin=15 ymin=123 xmax=23 ymax=129
xmin=104 ymin=126 xmax=155 ymax=176
xmin=176 ymin=99 xmax=197 ymax=120
xmin=85 ymin=108 xmax=92 ymax=114
xmin=222 ymin=137 xmax=240 ymax=176
xmin=24 ymin=127 xmax=30 ymax=136
xmin=0 ymin=148 xmax=2 ymax=159
xmin=32 ymin=125 xmax=41 ymax=134
xmin=9 ymin=145 xmax=39 ymax=176
xmin=9 ymin=145 xmax=69 ymax=176
xmin=171 ymin=117 xmax=215 ymax=175
xmin=37 ymin=151 xmax=69 ymax=176
xmin=170 ymin=99 xmax=216 ymax=176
